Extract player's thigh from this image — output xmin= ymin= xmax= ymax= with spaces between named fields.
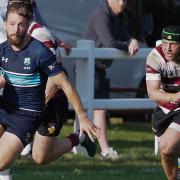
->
xmin=160 ymin=126 xmax=180 ymax=155
xmin=0 ymin=132 xmax=24 ymax=170
xmin=0 ymin=124 xmax=5 ymax=137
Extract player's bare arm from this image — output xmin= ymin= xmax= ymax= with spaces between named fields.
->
xmin=0 ymin=76 xmax=6 ymax=88
xmin=51 ymin=72 xmax=101 ymax=141
xmin=146 ymin=79 xmax=178 ymax=104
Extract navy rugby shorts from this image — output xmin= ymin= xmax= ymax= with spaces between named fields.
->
xmin=37 ymin=90 xmax=68 ymax=137
xmin=152 ymin=106 xmax=180 ymax=137
xmin=0 ymin=100 xmax=43 ymax=147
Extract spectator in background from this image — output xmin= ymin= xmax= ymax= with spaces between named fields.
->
xmin=126 ymin=0 xmax=154 ymax=45
xmin=127 ymin=0 xmax=175 ymax=47
xmin=146 ymin=25 xmax=180 ymax=179
xmin=82 ymin=0 xmax=140 ymax=160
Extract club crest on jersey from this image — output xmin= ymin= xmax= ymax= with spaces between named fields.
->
xmin=2 ymin=57 xmax=8 ymax=63
xmin=23 ymin=58 xmax=31 ymax=70
xmin=24 ymin=58 xmax=31 ymax=66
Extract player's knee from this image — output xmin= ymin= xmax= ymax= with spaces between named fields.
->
xmin=159 ymin=140 xmax=174 ymax=157
xmin=32 ymin=151 xmax=47 ymax=165
xmin=0 ymin=159 xmax=10 ymax=171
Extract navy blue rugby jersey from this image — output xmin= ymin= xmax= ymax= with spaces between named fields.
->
xmin=0 ymin=37 xmax=63 ymax=112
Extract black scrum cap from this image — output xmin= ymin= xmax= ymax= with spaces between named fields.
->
xmin=161 ymin=25 xmax=180 ymax=43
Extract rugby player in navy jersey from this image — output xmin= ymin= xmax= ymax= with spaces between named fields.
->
xmin=0 ymin=0 xmax=71 ymax=178
xmin=0 ymin=0 xmax=101 ymax=175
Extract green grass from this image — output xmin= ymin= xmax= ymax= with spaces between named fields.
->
xmin=12 ymin=118 xmax=165 ymax=180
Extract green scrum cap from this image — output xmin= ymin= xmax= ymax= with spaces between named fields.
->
xmin=161 ymin=25 xmax=180 ymax=43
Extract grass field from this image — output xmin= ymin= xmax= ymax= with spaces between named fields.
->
xmin=12 ymin=118 xmax=166 ymax=180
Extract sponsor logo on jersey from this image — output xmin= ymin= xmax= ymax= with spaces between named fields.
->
xmin=152 ymin=127 xmax=158 ymax=133
xmin=48 ymin=65 xmax=55 ymax=71
xmin=2 ymin=57 xmax=8 ymax=63
xmin=167 ymin=35 xmax=172 ymax=40
xmin=48 ymin=123 xmax=56 ymax=134
xmin=48 ymin=61 xmax=58 ymax=71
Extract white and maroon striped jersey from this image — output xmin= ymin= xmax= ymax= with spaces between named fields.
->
xmin=146 ymin=45 xmax=180 ymax=113
xmin=28 ymin=22 xmax=61 ymax=62
xmin=28 ymin=22 xmax=56 ymax=53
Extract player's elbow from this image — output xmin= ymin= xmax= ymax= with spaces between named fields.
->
xmin=146 ymin=87 xmax=156 ymax=101
xmin=147 ymin=92 xmax=155 ymax=101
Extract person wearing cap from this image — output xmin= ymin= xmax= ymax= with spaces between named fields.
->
xmin=146 ymin=25 xmax=180 ymax=180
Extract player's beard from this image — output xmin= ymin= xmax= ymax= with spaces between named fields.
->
xmin=7 ymin=30 xmax=26 ymax=47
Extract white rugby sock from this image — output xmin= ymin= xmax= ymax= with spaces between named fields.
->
xmin=21 ymin=142 xmax=32 ymax=156
xmin=0 ymin=168 xmax=12 ymax=180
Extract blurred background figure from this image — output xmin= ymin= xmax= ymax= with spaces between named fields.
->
xmin=127 ymin=0 xmax=175 ymax=47
xmin=82 ymin=0 xmax=140 ymax=160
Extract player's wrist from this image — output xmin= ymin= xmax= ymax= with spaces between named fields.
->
xmin=168 ymin=94 xmax=176 ymax=103
xmin=77 ymin=112 xmax=87 ymax=120
xmin=59 ymin=41 xmax=64 ymax=47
